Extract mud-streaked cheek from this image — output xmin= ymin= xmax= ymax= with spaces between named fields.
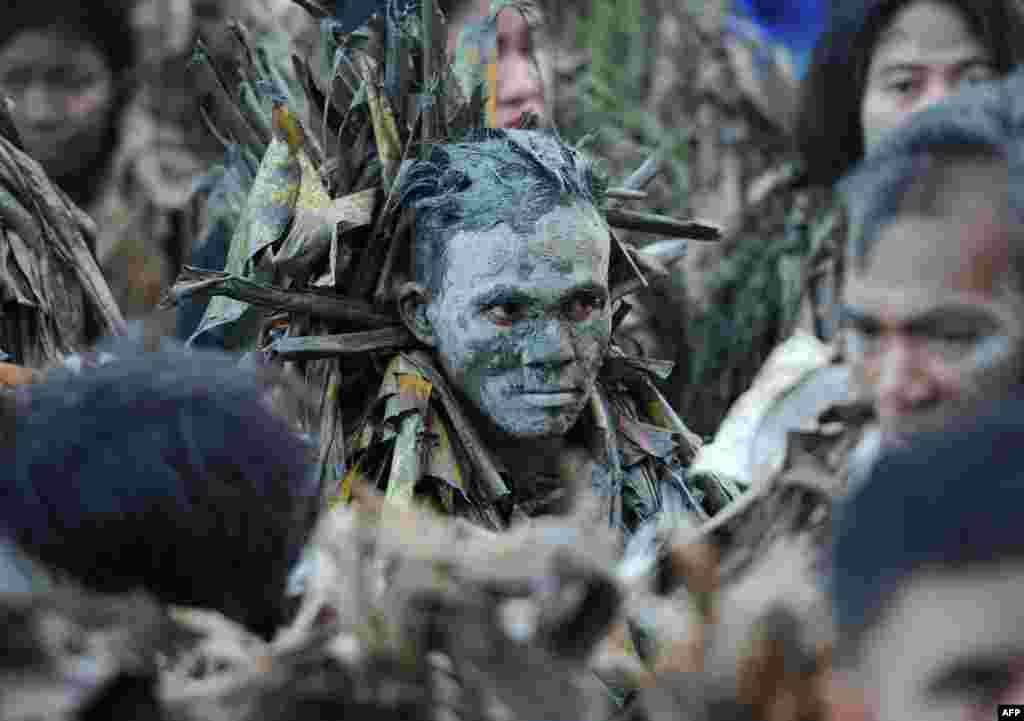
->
xmin=570 ymin=313 xmax=611 ymax=369
xmin=852 ymin=354 xmax=881 ymax=403
xmin=443 ymin=318 xmax=527 ymax=403
xmin=957 ymin=333 xmax=1023 ymax=398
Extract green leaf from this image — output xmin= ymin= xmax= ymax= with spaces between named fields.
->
xmin=190 ymin=138 xmax=296 ymax=349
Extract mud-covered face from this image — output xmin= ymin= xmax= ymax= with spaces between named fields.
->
xmin=861 ymin=1 xmax=995 ymax=153
xmin=843 ymin=205 xmax=1024 ymax=446
xmin=0 ymin=27 xmax=115 ymax=180
xmin=424 ymin=203 xmax=611 ymax=439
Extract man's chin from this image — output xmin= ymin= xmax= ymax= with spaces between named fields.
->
xmin=880 ymin=412 xmax=951 ymax=448
xmin=489 ymin=406 xmax=585 ymax=440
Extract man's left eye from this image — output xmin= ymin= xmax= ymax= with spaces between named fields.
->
xmin=565 ymin=294 xmax=605 ymax=322
xmin=959 ymin=62 xmax=997 ymax=87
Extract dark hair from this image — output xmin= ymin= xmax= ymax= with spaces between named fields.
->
xmin=0 ymin=345 xmax=320 ymax=639
xmin=397 ymin=128 xmax=607 ymax=296
xmin=838 ymin=68 xmax=1024 ymax=278
xmin=0 ymin=2 xmax=136 ymax=78
xmin=831 ymin=394 xmax=1024 ymax=661
xmin=794 ymin=0 xmax=1024 ymax=187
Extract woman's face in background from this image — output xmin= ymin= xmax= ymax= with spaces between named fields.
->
xmin=860 ymin=1 xmax=995 ymax=152
xmin=0 ymin=26 xmax=115 ymax=180
xmin=446 ymin=0 xmax=547 ymax=129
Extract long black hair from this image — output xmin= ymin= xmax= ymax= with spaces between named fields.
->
xmin=794 ymin=0 xmax=1024 ymax=188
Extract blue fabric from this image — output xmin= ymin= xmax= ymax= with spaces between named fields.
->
xmin=732 ymin=0 xmax=825 ymax=74
xmin=176 ymin=145 xmax=257 ymax=347
xmin=333 ymin=0 xmax=389 ymax=32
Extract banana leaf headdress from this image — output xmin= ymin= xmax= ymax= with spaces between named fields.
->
xmin=166 ymin=0 xmax=719 ymax=494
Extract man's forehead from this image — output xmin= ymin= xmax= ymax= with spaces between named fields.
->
xmin=0 ymin=27 xmax=91 ymax=62
xmin=857 ymin=204 xmax=1014 ymax=296
xmin=871 ymin=1 xmax=987 ymax=62
xmin=867 ymin=564 xmax=1024 ymax=687
xmin=439 ymin=204 xmax=610 ymax=288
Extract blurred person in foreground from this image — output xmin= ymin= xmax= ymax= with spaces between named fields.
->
xmin=829 ymin=398 xmax=1024 ymax=720
xmin=838 ymin=71 xmax=1024 ymax=447
xmin=641 ymin=66 xmax=1024 ymax=721
xmin=0 ymin=337 xmax=321 ymax=640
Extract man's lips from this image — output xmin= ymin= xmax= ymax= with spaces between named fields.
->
xmin=514 ymin=388 xmax=586 ymax=407
xmin=20 ymin=127 xmax=78 ymax=152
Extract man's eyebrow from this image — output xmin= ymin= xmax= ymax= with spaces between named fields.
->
xmin=839 ymin=304 xmax=881 ymax=329
xmin=876 ymin=62 xmax=922 ymax=75
xmin=471 ymin=282 xmax=608 ymax=308
xmin=872 ymin=53 xmax=993 ymax=77
xmin=904 ymin=306 xmax=1003 ymax=336
xmin=871 ymin=26 xmax=909 ymax=57
xmin=558 ymin=282 xmax=608 ymax=301
xmin=470 ymin=285 xmax=534 ymax=307
xmin=840 ymin=304 xmax=1002 ymax=333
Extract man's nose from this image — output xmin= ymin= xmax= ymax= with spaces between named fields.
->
xmin=875 ymin=336 xmax=936 ymax=416
xmin=995 ymin=666 xmax=1024 ymax=706
xmin=497 ymin=52 xmax=543 ymax=110
xmin=523 ymin=319 xmax=575 ymax=367
xmin=913 ymin=75 xmax=959 ymax=115
xmin=20 ymin=84 xmax=60 ymax=125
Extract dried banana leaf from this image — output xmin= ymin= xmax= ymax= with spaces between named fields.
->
xmin=189 ymin=136 xmax=296 ymax=347
xmin=403 ymin=351 xmax=510 ymax=502
xmin=606 ymin=208 xmax=721 ymax=240
xmin=270 ymin=326 xmax=414 ymax=359
xmin=171 ymin=268 xmax=398 ymax=327
xmin=0 ymin=137 xmax=125 ymax=364
xmin=267 ymin=141 xmax=334 ymax=276
xmin=606 ymin=188 xmax=648 ymax=200
xmin=190 ymin=43 xmax=267 ymax=152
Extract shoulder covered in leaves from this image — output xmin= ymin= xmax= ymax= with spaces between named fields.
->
xmin=0 ymin=109 xmax=125 ymax=370
xmin=337 ymin=346 xmax=738 ymax=538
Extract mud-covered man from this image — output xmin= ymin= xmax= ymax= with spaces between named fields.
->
xmin=343 ymin=128 xmax=734 ymax=538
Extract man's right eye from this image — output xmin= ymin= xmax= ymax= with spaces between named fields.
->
xmin=934 ymin=666 xmax=1015 ymax=707
xmin=483 ymin=303 xmax=527 ymax=326
xmin=1 ymin=68 xmax=33 ymax=93
xmin=884 ymin=77 xmax=918 ymax=96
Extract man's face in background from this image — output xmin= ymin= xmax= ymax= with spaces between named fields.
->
xmin=446 ymin=0 xmax=548 ymax=128
xmin=842 ymin=162 xmax=1024 ymax=445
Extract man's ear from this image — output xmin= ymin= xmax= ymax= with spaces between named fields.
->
xmin=398 ymin=282 xmax=436 ymax=346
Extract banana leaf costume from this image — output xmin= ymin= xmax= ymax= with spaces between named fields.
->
xmin=339 ymin=348 xmax=735 ymax=534
xmin=167 ymin=0 xmax=738 ymax=539
xmin=0 ymin=104 xmax=125 ymax=371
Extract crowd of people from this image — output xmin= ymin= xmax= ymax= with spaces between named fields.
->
xmin=2 ymin=0 xmax=1024 ymax=719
